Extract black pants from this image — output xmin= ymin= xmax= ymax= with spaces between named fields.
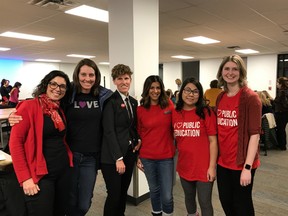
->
xmin=0 ymin=170 xmax=26 ymax=216
xmin=217 ymin=165 xmax=256 ymax=216
xmin=24 ymin=166 xmax=71 ymax=216
xmin=101 ymin=147 xmax=137 ymax=216
xmin=275 ymin=111 xmax=288 ymax=149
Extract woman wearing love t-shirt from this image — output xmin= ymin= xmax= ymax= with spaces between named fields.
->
xmin=65 ymin=59 xmax=112 ymax=215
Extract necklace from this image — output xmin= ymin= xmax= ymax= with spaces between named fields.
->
xmin=227 ymin=88 xmax=240 ymax=97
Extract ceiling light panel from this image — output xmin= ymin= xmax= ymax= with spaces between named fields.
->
xmin=0 ymin=47 xmax=11 ymax=51
xmin=235 ymin=49 xmax=259 ymax=54
xmin=67 ymin=54 xmax=96 ymax=58
xmin=65 ymin=5 xmax=109 ymax=23
xmin=0 ymin=31 xmax=54 ymax=42
xmin=171 ymin=55 xmax=194 ymax=59
xmin=184 ymin=36 xmax=220 ymax=44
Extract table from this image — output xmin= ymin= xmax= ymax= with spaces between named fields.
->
xmin=0 ymin=108 xmax=15 ymax=149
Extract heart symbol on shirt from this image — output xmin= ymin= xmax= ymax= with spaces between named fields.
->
xmin=174 ymin=122 xmax=182 ymax=129
xmin=79 ymin=101 xmax=86 ymax=108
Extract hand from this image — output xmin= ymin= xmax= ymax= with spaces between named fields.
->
xmin=136 ymin=158 xmax=144 ymax=172
xmin=8 ymin=111 xmax=22 ymax=126
xmin=23 ymin=178 xmax=40 ymax=196
xmin=116 ymin=160 xmax=126 ymax=175
xmin=240 ymin=169 xmax=252 ymax=186
xmin=207 ymin=166 xmax=216 ymax=182
xmin=133 ymin=140 xmax=141 ymax=153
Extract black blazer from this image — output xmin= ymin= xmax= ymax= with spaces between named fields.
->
xmin=101 ymin=90 xmax=139 ymax=164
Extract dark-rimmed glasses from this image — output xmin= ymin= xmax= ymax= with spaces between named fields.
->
xmin=183 ymin=88 xmax=199 ymax=96
xmin=48 ymin=81 xmax=67 ymax=92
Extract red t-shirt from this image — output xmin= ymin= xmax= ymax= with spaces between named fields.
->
xmin=217 ymin=92 xmax=240 ymax=170
xmin=137 ymin=101 xmax=175 ymax=160
xmin=172 ymin=108 xmax=216 ymax=182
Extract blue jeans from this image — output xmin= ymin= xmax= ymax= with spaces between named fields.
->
xmin=140 ymin=158 xmax=174 ymax=214
xmin=68 ymin=152 xmax=98 ymax=216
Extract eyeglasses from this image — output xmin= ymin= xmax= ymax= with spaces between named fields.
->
xmin=183 ymin=88 xmax=200 ymax=95
xmin=48 ymin=81 xmax=67 ymax=91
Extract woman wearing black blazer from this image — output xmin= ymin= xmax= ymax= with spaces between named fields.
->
xmin=101 ymin=64 xmax=141 ymax=216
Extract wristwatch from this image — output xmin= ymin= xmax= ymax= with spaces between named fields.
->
xmin=244 ymin=164 xmax=251 ymax=170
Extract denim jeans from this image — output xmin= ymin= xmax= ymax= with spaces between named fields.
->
xmin=68 ymin=152 xmax=98 ymax=216
xmin=140 ymin=158 xmax=174 ymax=214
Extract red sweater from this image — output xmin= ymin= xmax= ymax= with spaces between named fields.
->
xmin=137 ymin=101 xmax=175 ymax=160
xmin=9 ymin=98 xmax=73 ymax=185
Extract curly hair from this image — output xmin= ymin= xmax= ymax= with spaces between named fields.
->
xmin=111 ymin=64 xmax=133 ymax=80
xmin=140 ymin=75 xmax=169 ymax=109
xmin=216 ymin=55 xmax=247 ymax=91
xmin=32 ymin=70 xmax=70 ymax=104
xmin=176 ymin=77 xmax=210 ymax=119
xmin=73 ymin=58 xmax=101 ymax=96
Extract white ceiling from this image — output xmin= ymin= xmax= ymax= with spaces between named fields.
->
xmin=1 ymin=0 xmax=288 ymax=64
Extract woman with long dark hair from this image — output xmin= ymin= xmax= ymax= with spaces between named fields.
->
xmin=137 ymin=75 xmax=175 ymax=216
xmin=173 ymin=77 xmax=217 ymax=216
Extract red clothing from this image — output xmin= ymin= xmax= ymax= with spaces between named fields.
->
xmin=217 ymin=90 xmax=241 ymax=170
xmin=172 ymin=108 xmax=216 ymax=182
xmin=9 ymin=87 xmax=20 ymax=104
xmin=216 ymin=87 xmax=261 ymax=170
xmin=137 ymin=101 xmax=175 ymax=159
xmin=9 ymin=98 xmax=73 ymax=185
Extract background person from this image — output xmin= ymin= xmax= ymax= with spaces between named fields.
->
xmin=0 ymin=79 xmax=10 ymax=103
xmin=8 ymin=81 xmax=22 ymax=108
xmin=101 ymin=64 xmax=141 ymax=216
xmin=257 ymin=91 xmax=273 ymax=115
xmin=203 ymin=79 xmax=223 ymax=109
xmin=137 ymin=75 xmax=175 ymax=216
xmin=9 ymin=70 xmax=73 ymax=216
xmin=273 ymin=76 xmax=288 ymax=151
xmin=216 ymin=55 xmax=261 ymax=216
xmin=173 ymin=77 xmax=217 ymax=216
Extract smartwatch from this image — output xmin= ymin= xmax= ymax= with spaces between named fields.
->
xmin=244 ymin=164 xmax=251 ymax=170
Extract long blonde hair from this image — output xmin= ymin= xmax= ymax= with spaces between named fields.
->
xmin=216 ymin=55 xmax=247 ymax=91
xmin=257 ymin=91 xmax=271 ymax=106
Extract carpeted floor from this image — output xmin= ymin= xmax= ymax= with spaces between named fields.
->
xmin=87 ymin=149 xmax=288 ymax=216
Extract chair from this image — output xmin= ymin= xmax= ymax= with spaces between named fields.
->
xmin=0 ymin=120 xmax=11 ymax=150
xmin=260 ymin=113 xmax=278 ymax=156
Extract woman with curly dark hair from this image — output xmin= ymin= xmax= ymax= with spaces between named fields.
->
xmin=9 ymin=70 xmax=73 ymax=216
xmin=137 ymin=75 xmax=175 ymax=216
xmin=173 ymin=77 xmax=217 ymax=216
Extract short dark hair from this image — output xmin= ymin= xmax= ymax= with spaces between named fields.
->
xmin=210 ymin=80 xmax=218 ymax=88
xmin=111 ymin=64 xmax=133 ymax=80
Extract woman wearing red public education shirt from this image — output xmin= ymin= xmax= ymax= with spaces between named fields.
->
xmin=172 ymin=77 xmax=217 ymax=216
xmin=216 ymin=55 xmax=261 ymax=216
